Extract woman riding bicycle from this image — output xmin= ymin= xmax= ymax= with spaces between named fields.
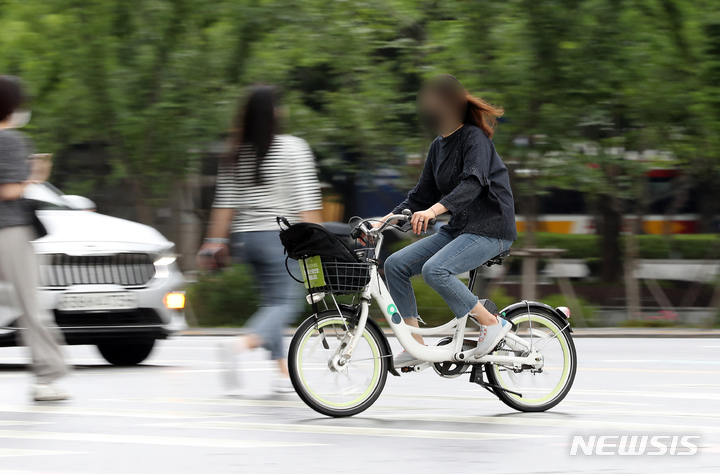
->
xmin=379 ymin=75 xmax=517 ymax=368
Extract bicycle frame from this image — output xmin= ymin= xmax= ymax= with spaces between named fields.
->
xmin=336 ymin=217 xmax=540 ymax=369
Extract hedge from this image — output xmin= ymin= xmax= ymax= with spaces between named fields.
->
xmin=394 ymin=232 xmax=719 ymax=260
xmin=187 ymin=265 xmax=262 ymax=327
xmin=187 ymin=233 xmax=719 ymax=327
xmin=515 ymin=233 xmax=719 ymax=260
xmin=189 ymin=267 xmax=494 ymax=327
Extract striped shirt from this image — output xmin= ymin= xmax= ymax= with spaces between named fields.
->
xmin=212 ymin=134 xmax=322 ymax=233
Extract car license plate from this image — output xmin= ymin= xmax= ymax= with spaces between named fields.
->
xmin=58 ymin=292 xmax=138 ymax=312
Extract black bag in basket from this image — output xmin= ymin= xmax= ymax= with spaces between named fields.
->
xmin=277 ymin=218 xmax=370 ymax=293
xmin=277 ymin=218 xmax=359 ymax=263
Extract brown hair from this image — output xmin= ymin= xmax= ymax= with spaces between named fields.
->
xmin=464 ymin=94 xmax=504 ymax=139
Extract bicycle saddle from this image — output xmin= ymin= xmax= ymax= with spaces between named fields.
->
xmin=483 ymin=250 xmax=511 ymax=267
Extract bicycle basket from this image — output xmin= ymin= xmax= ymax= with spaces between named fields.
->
xmin=309 ymin=258 xmax=372 ymax=295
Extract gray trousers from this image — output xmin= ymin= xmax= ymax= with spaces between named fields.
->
xmin=0 ymin=225 xmax=68 ymax=383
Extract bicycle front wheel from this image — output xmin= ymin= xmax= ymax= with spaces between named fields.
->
xmin=288 ymin=309 xmax=389 ymax=417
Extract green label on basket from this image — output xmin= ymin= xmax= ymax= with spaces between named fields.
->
xmin=299 ymin=256 xmax=326 ymax=289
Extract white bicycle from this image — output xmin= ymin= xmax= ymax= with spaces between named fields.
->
xmin=287 ymin=211 xmax=577 ymax=418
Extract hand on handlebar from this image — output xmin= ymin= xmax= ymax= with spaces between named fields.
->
xmin=411 ymin=209 xmax=435 ymax=235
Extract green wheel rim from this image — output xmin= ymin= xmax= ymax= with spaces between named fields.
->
xmin=297 ymin=318 xmax=382 ymax=410
xmin=493 ymin=314 xmax=572 ymax=406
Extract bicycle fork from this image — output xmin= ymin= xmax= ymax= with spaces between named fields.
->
xmin=328 ymin=298 xmax=372 ymax=371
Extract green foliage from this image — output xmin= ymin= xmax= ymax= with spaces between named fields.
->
xmin=393 ymin=232 xmax=720 ymax=261
xmin=514 ymin=232 xmax=719 ymax=260
xmin=187 ymin=265 xmax=261 ymax=327
xmin=488 ymin=286 xmax=514 ymax=312
xmin=2 ymin=0 xmax=719 ymax=284
xmin=514 ymin=233 xmax=601 ymax=260
xmin=411 ymin=277 xmax=456 ymax=324
xmin=541 ymin=293 xmax=598 ymax=327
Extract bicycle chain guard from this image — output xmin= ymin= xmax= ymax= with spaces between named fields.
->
xmin=432 ymin=337 xmax=475 ymax=378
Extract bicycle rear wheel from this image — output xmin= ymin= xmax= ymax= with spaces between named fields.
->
xmin=486 ymin=307 xmax=576 ymax=412
xmin=288 ymin=309 xmax=389 ymax=417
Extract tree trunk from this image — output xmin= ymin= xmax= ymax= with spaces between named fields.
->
xmin=519 ymin=184 xmax=538 ymax=248
xmin=624 ymin=177 xmax=648 ymax=319
xmin=696 ymin=175 xmax=717 ymax=234
xmin=597 ymin=193 xmax=623 ymax=282
xmin=130 ymin=179 xmax=154 ymax=225
xmin=662 ymin=173 xmax=691 ymax=255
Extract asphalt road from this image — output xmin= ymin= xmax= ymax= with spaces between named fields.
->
xmin=0 ymin=336 xmax=718 ymax=474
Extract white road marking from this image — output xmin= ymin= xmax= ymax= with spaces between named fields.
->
xmin=103 ymin=397 xmax=308 ymax=409
xmin=639 ymin=383 xmax=720 ymax=389
xmin=577 ymin=367 xmax=720 ymax=374
xmin=0 ymin=430 xmax=324 ymax=448
xmin=151 ymin=420 xmax=552 ymax=441
xmin=0 ymin=421 xmax=51 ymax=427
xmin=374 ymin=412 xmax=720 ymax=434
xmin=0 ymin=448 xmax=85 ymax=458
xmin=568 ymin=407 xmax=720 ymax=420
xmin=455 ymin=390 xmax=647 ymax=406
xmin=601 ymin=359 xmax=720 ymax=365
xmin=570 ymin=388 xmax=720 ymax=401
xmin=0 ymin=405 xmax=243 ymax=419
xmin=104 ymin=396 xmax=479 ymax=413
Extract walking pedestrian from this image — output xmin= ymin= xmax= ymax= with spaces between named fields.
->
xmin=199 ymin=85 xmax=323 ymax=394
xmin=0 ymin=75 xmax=70 ymax=401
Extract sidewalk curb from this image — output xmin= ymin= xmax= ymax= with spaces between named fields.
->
xmin=180 ymin=328 xmax=720 ymax=338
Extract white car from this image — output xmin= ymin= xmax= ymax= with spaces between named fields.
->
xmin=0 ymin=183 xmax=187 ymax=365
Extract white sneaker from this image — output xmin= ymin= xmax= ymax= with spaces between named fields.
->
xmin=32 ymin=383 xmax=70 ymax=402
xmin=274 ymin=377 xmax=295 ymax=394
xmin=475 ymin=317 xmax=512 ymax=357
xmin=393 ymin=350 xmax=424 ymax=368
xmin=218 ymin=341 xmax=241 ymax=392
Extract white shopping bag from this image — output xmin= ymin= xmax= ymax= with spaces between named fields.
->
xmin=0 ymin=281 xmax=22 ymax=327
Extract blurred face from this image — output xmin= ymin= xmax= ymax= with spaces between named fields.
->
xmin=416 ymin=75 xmax=467 ymax=135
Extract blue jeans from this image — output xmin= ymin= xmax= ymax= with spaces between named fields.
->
xmin=384 ymin=227 xmax=513 ymax=320
xmin=231 ymin=231 xmax=302 ymax=359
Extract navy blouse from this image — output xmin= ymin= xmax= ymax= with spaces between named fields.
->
xmin=393 ymin=124 xmax=517 ymax=241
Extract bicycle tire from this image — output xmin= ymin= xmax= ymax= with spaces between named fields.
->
xmin=289 ymin=308 xmax=389 ymax=417
xmin=486 ymin=306 xmax=577 ymax=412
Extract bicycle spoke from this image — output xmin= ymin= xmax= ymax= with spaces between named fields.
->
xmin=294 ymin=316 xmax=383 ymax=411
xmin=490 ymin=312 xmax=575 ymax=408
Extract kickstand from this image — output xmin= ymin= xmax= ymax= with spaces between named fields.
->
xmin=470 ymin=365 xmax=523 ymax=398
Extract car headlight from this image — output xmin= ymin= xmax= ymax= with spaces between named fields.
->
xmin=154 ymin=254 xmax=178 ymax=279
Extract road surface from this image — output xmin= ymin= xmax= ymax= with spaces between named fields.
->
xmin=1 ymin=336 xmax=718 ymax=473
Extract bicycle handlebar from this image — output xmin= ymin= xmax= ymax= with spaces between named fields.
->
xmin=350 ymin=209 xmax=436 ymax=239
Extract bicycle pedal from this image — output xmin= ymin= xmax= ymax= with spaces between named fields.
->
xmin=400 ymin=363 xmax=431 ymax=373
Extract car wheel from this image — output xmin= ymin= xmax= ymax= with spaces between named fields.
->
xmin=97 ymin=339 xmax=155 ymax=366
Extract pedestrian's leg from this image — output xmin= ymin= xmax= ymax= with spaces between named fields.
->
xmin=232 ymin=231 xmax=302 ymax=392
xmin=244 ymin=232 xmax=302 ymax=366
xmin=0 ymin=227 xmax=69 ymax=394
